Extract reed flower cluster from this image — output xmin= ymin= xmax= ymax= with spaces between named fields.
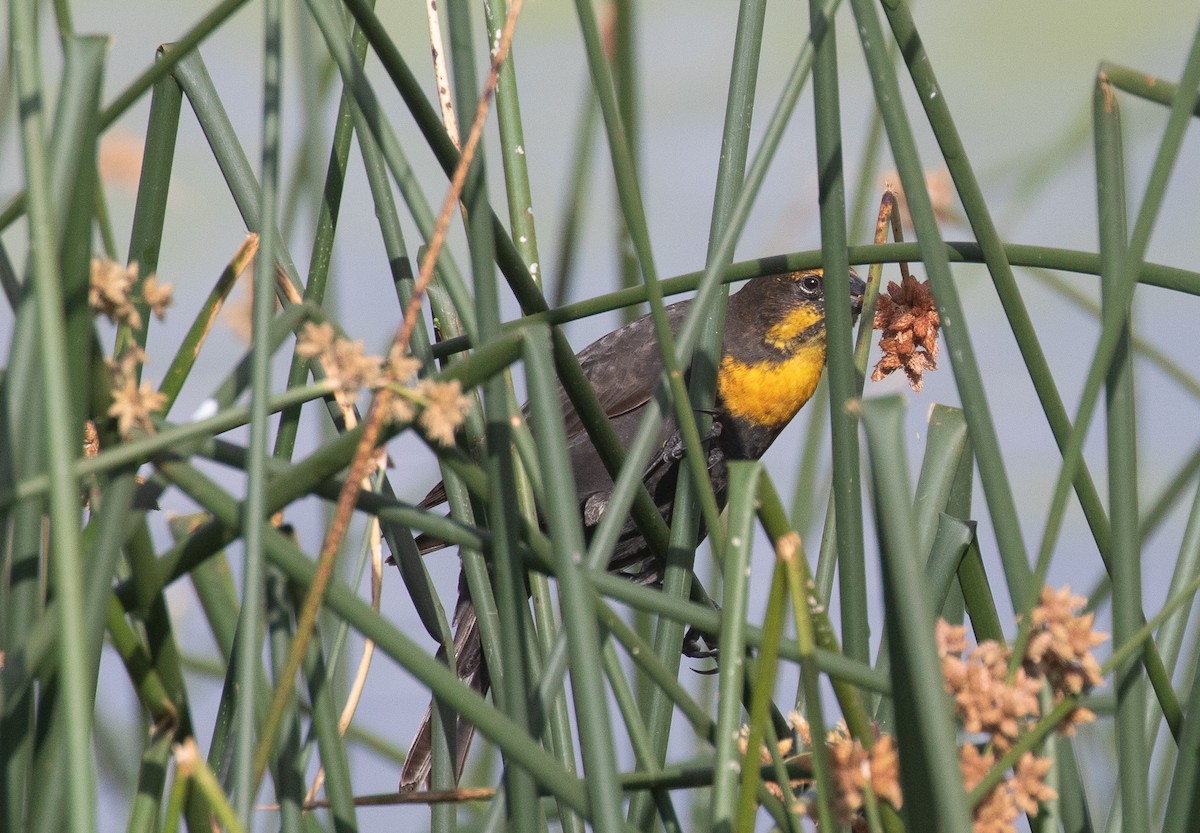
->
xmin=744 ymin=585 xmax=1106 ymax=832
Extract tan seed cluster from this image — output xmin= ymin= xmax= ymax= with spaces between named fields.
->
xmin=960 ymin=746 xmax=1056 ymax=833
xmin=83 ymin=420 xmax=100 ymax=457
xmin=822 ymin=725 xmax=903 ymax=827
xmin=770 ymin=586 xmax=1104 ymax=832
xmin=871 ymin=271 xmax=940 ymax=392
xmin=91 ymin=257 xmax=173 ymax=440
xmin=106 ymin=346 xmax=166 ymax=438
xmin=295 ymin=321 xmax=471 ymax=447
xmin=938 ymin=621 xmax=1041 ymax=751
xmin=89 ymin=256 xmax=172 ymax=330
xmin=936 ymin=586 xmax=1106 ymax=833
xmin=741 ymin=713 xmax=903 ymax=829
xmin=1024 ymin=586 xmax=1106 ymax=702
xmin=296 ymin=321 xmax=382 ymax=410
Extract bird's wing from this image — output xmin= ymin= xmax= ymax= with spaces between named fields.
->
xmin=416 ymin=480 xmax=449 ymax=511
xmin=557 ymin=299 xmax=692 ymax=441
xmin=416 ymin=299 xmax=694 ymax=513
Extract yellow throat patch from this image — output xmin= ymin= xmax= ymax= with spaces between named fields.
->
xmin=764 ymin=305 xmax=823 ymax=350
xmin=718 ymin=343 xmax=826 ymax=428
xmin=718 ymin=302 xmax=828 ymax=429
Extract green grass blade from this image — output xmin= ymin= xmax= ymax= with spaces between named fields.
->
xmin=1095 ymin=74 xmax=1151 ymax=829
xmin=754 ymin=476 xmax=874 ymax=742
xmin=872 ymin=404 xmax=968 ymax=724
xmin=10 ymin=12 xmax=100 ymax=831
xmin=710 ymin=463 xmax=760 ymax=827
xmin=293 ymin=589 xmax=357 ymax=833
xmin=923 ymin=515 xmax=979 ymax=617
xmin=1102 ymin=60 xmax=1200 ymax=114
xmin=231 ymin=0 xmax=283 ymax=819
xmin=736 ymin=557 xmax=793 ymax=832
xmin=595 ymin=598 xmax=717 ymax=739
xmin=485 ymin=0 xmax=541 ymax=282
xmin=1141 ymin=460 xmax=1200 ymax=750
xmin=912 ymin=405 xmax=969 ymax=560
xmin=2 ymin=381 xmax=328 ymax=510
xmin=783 ymin=532 xmax=839 ymax=832
xmin=612 ymin=0 xmax=640 ymax=308
xmin=599 ymin=639 xmax=674 ymax=827
xmin=572 ymin=0 xmax=726 ymax=576
xmin=1027 ymin=265 xmax=1200 ymax=404
xmin=588 ymin=567 xmax=888 ymax=692
xmin=523 ymin=323 xmax=622 ymax=830
xmin=50 ymin=37 xmax=105 ymax=430
xmin=120 ymin=54 xmax=182 ymax=358
xmin=158 ymin=235 xmax=258 ymax=414
xmin=809 ymin=0 xmax=867 ymax=667
xmin=264 ymin=575 xmax=306 ymax=833
xmin=101 ymin=0 xmax=251 ymax=129
xmin=861 ymin=395 xmax=972 ymax=832
xmin=0 ymin=0 xmax=253 ymax=234
xmin=476 ymin=4 xmax=563 ymax=818
xmin=125 ymin=726 xmax=175 ymax=833
xmin=104 ymin=598 xmax=178 ymax=725
xmin=1162 ymin=644 xmax=1200 ymax=833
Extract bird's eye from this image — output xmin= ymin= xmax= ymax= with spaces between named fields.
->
xmin=801 ymin=275 xmax=821 ymax=293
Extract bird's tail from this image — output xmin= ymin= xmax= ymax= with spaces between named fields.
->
xmin=399 ymin=581 xmax=490 ymax=792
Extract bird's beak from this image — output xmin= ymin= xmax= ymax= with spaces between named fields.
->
xmin=848 ymin=269 xmax=866 ymax=319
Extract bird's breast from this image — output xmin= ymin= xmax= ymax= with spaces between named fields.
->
xmin=717 ymin=343 xmax=827 ymax=429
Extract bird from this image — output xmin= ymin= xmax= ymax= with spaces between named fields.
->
xmin=400 ymin=267 xmax=866 ymax=791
